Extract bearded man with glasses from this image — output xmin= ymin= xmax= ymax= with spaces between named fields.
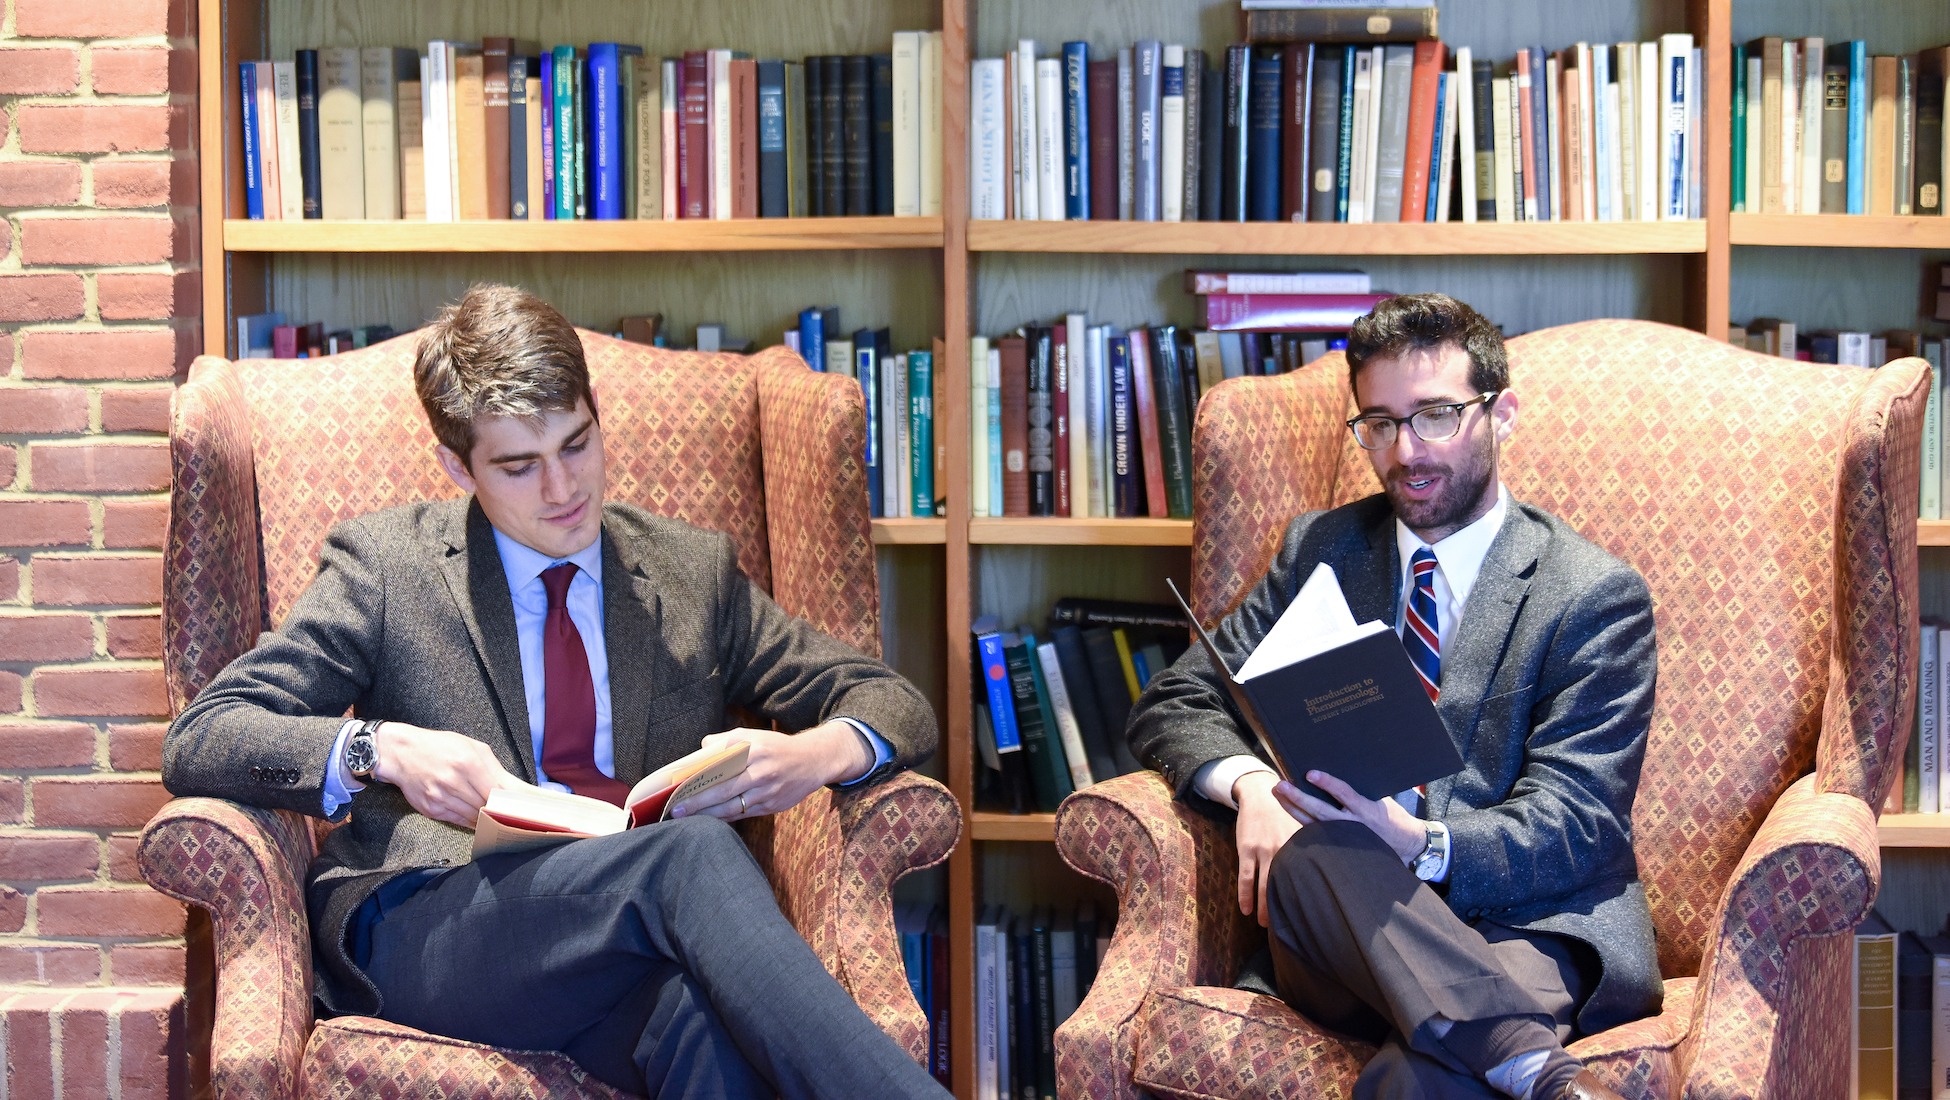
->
xmin=1129 ymin=293 xmax=1659 ymax=1100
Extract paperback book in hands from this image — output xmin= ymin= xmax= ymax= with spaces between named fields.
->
xmin=472 ymin=741 xmax=751 ymax=856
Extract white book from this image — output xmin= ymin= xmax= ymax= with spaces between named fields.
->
xmin=710 ymin=48 xmax=732 ymax=219
xmin=444 ymin=42 xmax=460 ymax=218
xmin=880 ymin=352 xmax=902 ymax=516
xmin=1617 ymin=44 xmax=1637 ymax=221
xmin=974 ymin=910 xmax=999 ymax=1100
xmin=360 ymin=47 xmax=403 ymax=220
xmin=1924 ymin=623 xmax=1941 ymax=812
xmin=318 ymin=47 xmax=366 ymax=219
xmin=1576 ymin=43 xmax=1596 ymax=223
xmin=273 ymin=61 xmax=303 ymax=221
xmin=1361 ymin=46 xmax=1385 ymax=221
xmin=1781 ymin=43 xmax=1800 ymax=217
xmin=1593 ymin=45 xmax=1613 ymax=221
xmin=1434 ymin=71 xmax=1459 ymax=221
xmin=825 ymin=337 xmax=853 ymax=380
xmin=1511 ymin=56 xmax=1533 ymax=221
xmin=1015 ymin=40 xmax=1040 ymax=220
xmin=920 ymin=31 xmax=944 ymax=216
xmin=892 ymin=32 xmax=922 ymax=217
xmin=1088 ymin=325 xmax=1110 ymax=517
xmin=988 ymin=347 xmax=1004 ymax=512
xmin=1743 ymin=54 xmax=1762 ymax=216
xmin=1799 ymin=36 xmax=1825 ymax=215
xmin=662 ymin=60 xmax=680 ymax=219
xmin=1037 ymin=640 xmax=1095 ymax=790
xmin=970 ymin=336 xmax=990 ymax=516
xmin=421 ymin=53 xmax=446 ymax=222
xmin=1603 ymin=80 xmax=1624 ymax=222
xmin=1658 ymin=34 xmax=1692 ymax=219
xmin=969 ymin=59 xmax=1006 ymax=218
xmin=1117 ymin=47 xmax=1135 ymax=220
xmin=893 ymin=353 xmax=913 ymax=520
xmin=1347 ymin=49 xmax=1375 ymax=222
xmin=1546 ymin=54 xmax=1563 ymax=220
xmin=1638 ymin=42 xmax=1660 ymax=220
xmin=1036 ymin=57 xmax=1065 ymax=221
xmin=1455 ymin=47 xmax=1477 ymax=222
xmin=1490 ymin=76 xmax=1513 ymax=223
xmin=1160 ymin=45 xmax=1186 ymax=222
xmin=1925 ymin=349 xmax=1942 ymax=521
xmin=1066 ymin=313 xmax=1089 ymax=518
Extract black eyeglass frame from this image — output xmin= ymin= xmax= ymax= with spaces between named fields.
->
xmin=1345 ymin=391 xmax=1502 ymax=451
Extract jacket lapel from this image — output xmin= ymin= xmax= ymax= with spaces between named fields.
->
xmin=1337 ymin=506 xmax=1402 ymax=627
xmin=601 ymin=519 xmax=664 ymax=785
xmin=439 ymin=500 xmax=537 ymax=783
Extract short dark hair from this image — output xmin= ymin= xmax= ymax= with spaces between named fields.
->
xmin=1345 ymin=293 xmax=1508 ymax=394
xmin=413 ymin=284 xmax=597 ymax=466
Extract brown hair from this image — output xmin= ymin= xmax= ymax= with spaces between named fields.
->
xmin=413 ymin=284 xmax=597 ymax=466
xmin=1345 ymin=292 xmax=1509 ymax=394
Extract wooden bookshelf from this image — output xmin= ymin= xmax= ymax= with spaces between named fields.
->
xmin=970 ymin=812 xmax=1060 ymax=842
xmin=223 ymin=216 xmax=947 ymax=253
xmin=968 ymin=219 xmax=1709 ymax=256
xmin=871 ymin=518 xmax=949 ymax=545
xmin=1921 ymin=521 xmax=1950 ymax=548
xmin=1730 ymin=214 xmax=1950 ymax=250
xmin=968 ymin=517 xmax=1191 ymax=546
xmin=1878 ymin=814 xmax=1950 ymax=848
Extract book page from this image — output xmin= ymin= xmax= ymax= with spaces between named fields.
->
xmin=1238 ymin=562 xmax=1382 ymax=681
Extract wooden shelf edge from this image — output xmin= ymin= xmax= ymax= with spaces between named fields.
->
xmin=871 ymin=518 xmax=947 ymax=545
xmin=223 ymin=216 xmax=946 ymax=253
xmin=967 ymin=219 xmax=1707 ymax=256
xmin=1729 ymin=213 xmax=1950 ymax=250
xmin=1878 ymin=813 xmax=1950 ymax=848
xmin=970 ymin=517 xmax=1192 ymax=546
xmin=970 ymin=812 xmax=1058 ymax=842
xmin=1922 ymin=521 xmax=1950 ymax=548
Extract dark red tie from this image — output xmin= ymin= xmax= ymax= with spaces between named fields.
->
xmin=539 ymin=563 xmax=628 ymax=805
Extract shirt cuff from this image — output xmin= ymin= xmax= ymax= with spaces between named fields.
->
xmin=1425 ymin=820 xmax=1452 ymax=884
xmin=1193 ymin=754 xmax=1278 ymax=810
xmin=832 ymin=717 xmax=894 ymax=788
xmin=322 ymin=717 xmax=365 ymax=816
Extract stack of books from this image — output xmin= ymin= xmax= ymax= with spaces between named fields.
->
xmin=1732 ymin=40 xmax=1948 ymax=217
xmin=969 ymin=27 xmax=1703 ymax=223
xmin=233 ymin=312 xmax=398 ymax=358
xmin=237 ymin=33 xmax=946 ymax=222
xmin=893 ymin=903 xmax=952 ymax=1089
xmin=973 ymin=901 xmax=1107 ymax=1100
xmin=780 ymin=309 xmax=939 ymax=520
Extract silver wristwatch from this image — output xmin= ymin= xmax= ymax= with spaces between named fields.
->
xmin=1409 ymin=823 xmax=1448 ymax=882
xmin=344 ymin=719 xmax=382 ymax=782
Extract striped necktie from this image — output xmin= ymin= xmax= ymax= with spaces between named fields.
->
xmin=1402 ymin=547 xmax=1441 ymax=702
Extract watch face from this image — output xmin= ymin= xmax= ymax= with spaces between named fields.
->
xmin=346 ymin=735 xmax=376 ymax=777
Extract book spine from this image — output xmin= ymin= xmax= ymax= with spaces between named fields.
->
xmin=1855 ymin=930 xmax=1899 ymax=1100
xmin=999 ymin=335 xmax=1030 ymax=517
xmin=804 ymin=56 xmax=825 ymax=216
xmin=1847 ymin=41 xmax=1868 ymax=215
xmin=1371 ymin=44 xmax=1413 ymax=222
xmin=396 ymin=64 xmax=425 ymax=220
xmin=1031 ymin=912 xmax=1058 ymax=1100
xmin=507 ymin=55 xmax=530 ymax=219
xmin=781 ymin=61 xmax=804 ymax=218
xmin=1126 ymin=331 xmax=1168 ymax=519
xmin=894 ymin=34 xmax=922 ymax=217
xmin=1799 ymin=37 xmax=1826 ymax=214
xmin=976 ymin=634 xmax=1024 ymax=756
xmin=1917 ymin=49 xmax=1945 ymax=216
xmin=1513 ymin=49 xmax=1538 ymax=221
xmin=872 ymin=52 xmax=894 ymax=216
xmin=1063 ymin=41 xmax=1091 ymax=220
xmin=969 ymin=336 xmax=990 ymax=516
xmin=1087 ymin=60 xmax=1117 ymax=219
xmin=1280 ymin=43 xmax=1310 ymax=221
xmin=1134 ymin=41 xmax=1162 ymax=220
xmin=1530 ymin=46 xmax=1554 ymax=220
xmin=920 ymin=30 xmax=944 ymax=217
xmin=1086 ymin=325 xmax=1110 ymax=517
xmin=627 ymin=54 xmax=652 ymax=219
xmin=1399 ymin=40 xmax=1442 ymax=220
xmin=252 ymin=61 xmax=281 ymax=220
xmin=1870 ymin=55 xmax=1898 ymax=216
xmin=482 ymin=38 xmax=512 ymax=219
xmin=295 ymin=50 xmax=324 ymax=218
xmin=988 ymin=346 xmax=1004 ymax=515
xmin=1148 ymin=326 xmax=1194 ymax=518
xmin=360 ymin=48 xmax=402 ymax=219
xmin=1108 ymin=335 xmax=1138 ymax=517
xmin=731 ymin=57 xmax=759 ymax=219
xmin=891 ymin=351 xmax=911 ymax=516
xmin=1204 ymin=292 xmax=1390 ymax=331
xmin=1026 ymin=328 xmax=1054 ymax=515
xmin=975 ymin=916 xmax=998 ymax=1100
xmin=1051 ymin=329 xmax=1071 ymax=516
xmin=1660 ymin=34 xmax=1690 ymax=219
xmin=1005 ymin=636 xmax=1071 ymax=812
xmin=820 ymin=55 xmax=846 ymax=216
xmin=1308 ymin=47 xmax=1345 ymax=220
xmin=1923 ymin=624 xmax=1941 ymax=814
xmin=1159 ymin=45 xmax=1186 ymax=222
xmin=1246 ymin=46 xmax=1284 ymax=221
xmin=454 ymin=49 xmax=488 ymax=220
xmin=758 ymin=60 xmax=788 ymax=218
xmin=710 ymin=49 xmax=732 ymax=218
xmin=1065 ymin=314 xmax=1089 ymax=517
xmin=1469 ymin=58 xmax=1494 ymax=221
xmin=1346 ymin=48 xmax=1374 ymax=220
xmin=856 ymin=337 xmax=881 ymax=516
xmin=1182 ymin=48 xmax=1204 ymax=222
xmin=272 ymin=61 xmax=304 ymax=220
xmin=970 ymin=58 xmax=1005 ymax=219
xmin=555 ymin=47 xmax=579 ymax=218
xmin=538 ymin=51 xmax=555 ymax=219
xmin=239 ymin=63 xmax=266 ymax=219
xmin=1117 ymin=47 xmax=1134 ymax=220
xmin=1199 ymin=66 xmax=1224 ymax=221
xmin=909 ymin=350 xmax=934 ymax=517
xmin=1244 ymin=6 xmax=1438 ymax=44
xmin=317 ymin=47 xmax=366 ymax=219
xmin=589 ymin=44 xmax=621 ymax=219
xmin=1223 ymin=45 xmax=1251 ymax=221
xmin=1426 ymin=72 xmax=1451 ymax=221
xmin=1035 ymin=58 xmax=1064 ymax=221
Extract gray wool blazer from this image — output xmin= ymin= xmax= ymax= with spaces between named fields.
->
xmin=162 ymin=498 xmax=936 ymax=1017
xmin=1128 ymin=494 xmax=1662 ymax=1035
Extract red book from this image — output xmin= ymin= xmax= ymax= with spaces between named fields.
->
xmin=482 ymin=38 xmax=514 ymax=220
xmin=998 ymin=335 xmax=1030 ymax=517
xmin=1399 ymin=40 xmax=1446 ymax=220
xmin=1052 ymin=322 xmax=1071 ymax=517
xmin=1088 ymin=60 xmax=1118 ymax=220
xmin=1513 ymin=49 xmax=1537 ymax=221
xmin=730 ymin=58 xmax=758 ymax=219
xmin=1203 ymin=293 xmax=1392 ymax=332
xmin=680 ymin=51 xmax=709 ymax=218
xmin=1125 ymin=329 xmax=1169 ymax=519
xmin=1281 ymin=43 xmax=1313 ymax=221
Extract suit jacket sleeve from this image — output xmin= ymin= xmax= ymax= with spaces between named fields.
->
xmin=161 ymin=518 xmax=388 ymax=821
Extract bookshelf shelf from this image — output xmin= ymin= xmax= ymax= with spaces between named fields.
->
xmin=1729 ymin=214 xmax=1950 ymax=250
xmin=871 ymin=518 xmax=948 ymax=545
xmin=970 ymin=812 xmax=1058 ymax=842
xmin=966 ymin=219 xmax=1708 ymax=256
xmin=968 ymin=517 xmax=1192 ymax=546
xmin=1921 ymin=521 xmax=1950 ymax=548
xmin=1877 ymin=814 xmax=1950 ymax=848
xmin=222 ymin=216 xmax=947 ymax=253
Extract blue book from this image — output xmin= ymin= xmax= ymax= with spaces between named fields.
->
xmin=588 ymin=44 xmax=644 ymax=220
xmin=975 ymin=626 xmax=1023 ymax=754
xmin=1134 ymin=41 xmax=1163 ymax=220
xmin=1423 ymin=73 xmax=1448 ymax=222
xmin=238 ymin=62 xmax=265 ymax=220
xmin=1336 ymin=46 xmax=1357 ymax=222
xmin=872 ymin=53 xmax=895 ymax=216
xmin=797 ymin=306 xmax=826 ymax=370
xmin=988 ymin=357 xmax=1004 ymax=519
xmin=234 ymin=311 xmax=284 ymax=358
xmin=1063 ymin=42 xmax=1091 ymax=220
xmin=1246 ymin=46 xmax=1283 ymax=222
xmin=1527 ymin=47 xmax=1551 ymax=222
xmin=855 ymin=330 xmax=882 ymax=517
xmin=539 ymin=50 xmax=556 ymax=219
xmin=757 ymin=60 xmax=788 ymax=218
xmin=1846 ymin=40 xmax=1868 ymax=215
xmin=1108 ymin=335 xmax=1138 ymax=517
xmin=552 ymin=45 xmax=578 ymax=219
xmin=908 ymin=350 xmax=934 ymax=517
xmin=294 ymin=49 xmax=322 ymax=219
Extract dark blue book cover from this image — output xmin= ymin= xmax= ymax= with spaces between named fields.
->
xmin=1846 ymin=40 xmax=1867 ymax=214
xmin=871 ymin=53 xmax=894 ymax=215
xmin=1469 ymin=58 xmax=1493 ymax=221
xmin=588 ymin=44 xmax=622 ymax=219
xmin=797 ymin=306 xmax=825 ymax=370
xmin=820 ymin=55 xmax=846 ymax=216
xmin=238 ymin=62 xmax=265 ymax=219
xmin=1527 ymin=46 xmax=1551 ymax=222
xmin=1063 ymin=41 xmax=1091 ymax=219
xmin=1108 ymin=335 xmax=1139 ymax=517
xmin=1199 ymin=65 xmax=1223 ymax=221
xmin=804 ymin=57 xmax=825 ymax=216
xmin=758 ymin=59 xmax=789 ymax=217
xmin=1222 ymin=45 xmax=1250 ymax=221
xmin=294 ymin=49 xmax=323 ymax=219
xmin=540 ymin=50 xmax=555 ymax=219
xmin=1246 ymin=47 xmax=1283 ymax=221
xmin=510 ymin=55 xmax=531 ymax=219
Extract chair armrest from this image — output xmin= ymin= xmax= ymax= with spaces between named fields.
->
xmin=1053 ymin=771 xmax=1260 ymax=1100
xmin=1677 ymin=774 xmax=1880 ymax=1099
xmin=137 ymin=796 xmax=320 ymax=1100
xmin=753 ymin=771 xmax=960 ymax=1062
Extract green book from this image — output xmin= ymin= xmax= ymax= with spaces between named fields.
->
xmin=1731 ymin=43 xmax=1747 ymax=212
xmin=1004 ymin=631 xmax=1074 ymax=812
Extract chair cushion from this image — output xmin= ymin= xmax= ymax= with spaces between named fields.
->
xmin=1131 ymin=985 xmax=1371 ymax=1100
xmin=303 ymin=1016 xmax=638 ymax=1099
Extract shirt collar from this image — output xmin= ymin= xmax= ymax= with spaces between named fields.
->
xmin=1394 ymin=485 xmax=1510 ymax=610
xmin=491 ymin=523 xmax=605 ymax=595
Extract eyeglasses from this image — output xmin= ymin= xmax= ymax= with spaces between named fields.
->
xmin=1346 ymin=392 xmax=1500 ymax=451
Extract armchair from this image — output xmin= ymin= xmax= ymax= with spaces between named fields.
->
xmin=1055 ymin=319 xmax=1924 ymax=1099
xmin=137 ymin=333 xmax=961 ymax=1099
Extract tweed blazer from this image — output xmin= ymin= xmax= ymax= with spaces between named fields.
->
xmin=1128 ymin=494 xmax=1661 ymax=1034
xmin=162 ymin=498 xmax=936 ymax=1017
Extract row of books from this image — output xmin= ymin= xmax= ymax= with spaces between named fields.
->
xmin=1904 ymin=623 xmax=1950 ymax=817
xmin=1733 ymin=40 xmax=1948 ymax=217
xmin=237 ymin=33 xmax=946 ymax=222
xmin=969 ymin=34 xmax=1704 ymax=224
xmin=1852 ymin=911 xmax=1950 ymax=1100
xmin=972 ymin=600 xmax=1188 ymax=816
xmin=968 ymin=282 xmax=1380 ymax=520
xmin=780 ymin=308 xmax=942 ymax=520
xmin=234 ymin=311 xmax=399 ymax=359
xmin=972 ymin=901 xmax=1107 ymax=1100
xmin=893 ymin=904 xmax=953 ymax=1088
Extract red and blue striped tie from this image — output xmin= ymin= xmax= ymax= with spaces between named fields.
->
xmin=1402 ymin=548 xmax=1441 ymax=702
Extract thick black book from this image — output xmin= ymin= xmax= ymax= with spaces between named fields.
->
xmin=1916 ymin=49 xmax=1945 ymax=216
xmin=1221 ymin=45 xmax=1250 ymax=221
xmin=1168 ymin=578 xmax=1461 ymax=804
xmin=1074 ymin=901 xmax=1100 ymax=994
xmin=757 ymin=59 xmax=788 ymax=218
xmin=1050 ymin=597 xmax=1187 ymax=630
xmin=1246 ymin=47 xmax=1283 ymax=221
xmin=1470 ymin=59 xmax=1495 ymax=221
xmin=1147 ymin=326 xmax=1194 ymax=518
xmin=820 ymin=55 xmax=846 ymax=216
xmin=804 ymin=57 xmax=825 ymax=216
xmin=1049 ymin=624 xmax=1120 ymax=781
xmin=1027 ymin=326 xmax=1056 ymax=516
xmin=1307 ymin=47 xmax=1346 ymax=221
xmin=842 ymin=54 xmax=873 ymax=216
xmin=1004 ymin=632 xmax=1071 ymax=812
xmin=1030 ymin=908 xmax=1058 ymax=1100
xmin=295 ymin=49 xmax=323 ymax=219
xmin=1199 ymin=65 xmax=1224 ymax=221
xmin=1080 ymin=626 xmax=1143 ymax=774
xmin=871 ymin=52 xmax=895 ymax=215
xmin=1010 ymin=915 xmax=1037 ymax=1100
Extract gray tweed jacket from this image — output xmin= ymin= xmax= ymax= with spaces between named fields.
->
xmin=1128 ymin=494 xmax=1662 ymax=1034
xmin=162 ymin=498 xmax=936 ymax=1017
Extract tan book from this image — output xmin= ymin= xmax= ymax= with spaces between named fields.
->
xmin=482 ymin=38 xmax=513 ymax=219
xmin=1559 ymin=64 xmax=1583 ymax=221
xmin=1869 ymin=55 xmax=1897 ymax=216
xmin=634 ymin=54 xmax=661 ymax=219
xmin=360 ymin=47 xmax=413 ymax=220
xmin=1490 ymin=75 xmax=1513 ymax=222
xmin=317 ymin=47 xmax=366 ymax=219
xmin=397 ymin=71 xmax=426 ymax=220
xmin=471 ymin=742 xmax=749 ymax=858
xmin=1853 ymin=913 xmax=1898 ymax=1100
xmin=453 ymin=48 xmax=489 ymax=220
xmin=731 ymin=57 xmax=758 ymax=219
xmin=524 ymin=72 xmax=544 ymax=220
xmin=1755 ymin=38 xmax=1784 ymax=214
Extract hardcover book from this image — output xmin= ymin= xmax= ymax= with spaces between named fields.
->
xmin=472 ymin=742 xmax=749 ymax=856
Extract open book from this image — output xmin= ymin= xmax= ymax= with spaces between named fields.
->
xmin=1168 ymin=566 xmax=1461 ymax=804
xmin=472 ymin=742 xmax=751 ymax=857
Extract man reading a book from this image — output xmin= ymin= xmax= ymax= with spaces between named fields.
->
xmin=1130 ymin=293 xmax=1659 ymax=1100
xmin=162 ymin=284 xmax=951 ymax=1099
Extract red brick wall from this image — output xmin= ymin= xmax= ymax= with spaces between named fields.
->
xmin=1 ymin=0 xmax=196 ymax=1093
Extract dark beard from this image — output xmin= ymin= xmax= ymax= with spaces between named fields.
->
xmin=1383 ymin=435 xmax=1498 ymax=539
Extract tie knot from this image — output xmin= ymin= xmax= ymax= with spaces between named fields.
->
xmin=540 ymin=562 xmax=578 ymax=608
xmin=1411 ymin=548 xmax=1437 ymax=584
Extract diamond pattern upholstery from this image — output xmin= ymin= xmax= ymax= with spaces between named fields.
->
xmin=140 ymin=331 xmax=961 ymax=1099
xmin=1054 ymin=319 xmax=1923 ymax=1099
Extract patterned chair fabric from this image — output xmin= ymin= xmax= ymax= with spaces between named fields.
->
xmin=1054 ymin=319 xmax=1923 ymax=1100
xmin=138 ymin=331 xmax=962 ymax=1100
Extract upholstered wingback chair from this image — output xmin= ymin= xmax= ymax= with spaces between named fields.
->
xmin=1054 ymin=319 xmax=1924 ymax=1099
xmin=138 ymin=332 xmax=960 ymax=1099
